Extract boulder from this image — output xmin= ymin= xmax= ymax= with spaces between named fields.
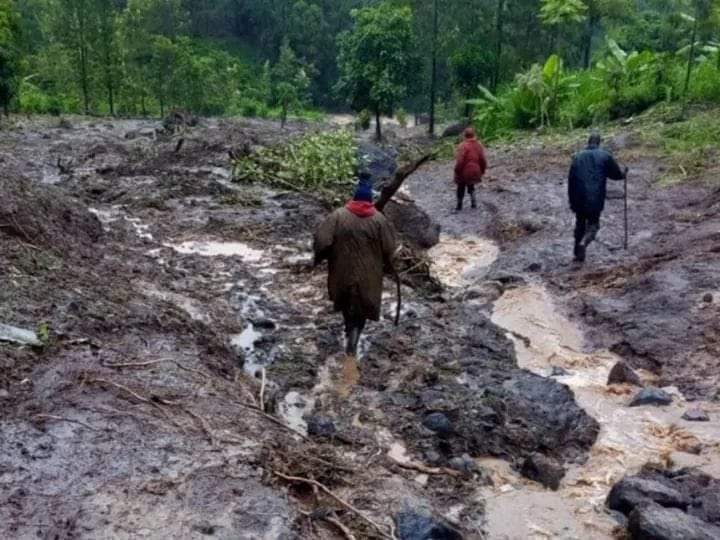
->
xmin=682 ymin=409 xmax=710 ymax=422
xmin=520 ymin=453 xmax=565 ymax=490
xmin=395 ymin=509 xmax=463 ymax=540
xmin=607 ymin=477 xmax=689 ymax=515
xmin=306 ymin=416 xmax=336 ymax=438
xmin=607 ymin=361 xmax=642 ymax=386
xmin=629 ymin=387 xmax=673 ymax=407
xmin=0 ymin=324 xmax=42 ymax=347
xmin=422 ymin=412 xmax=453 ymax=437
xmin=628 ymin=503 xmax=720 ymax=540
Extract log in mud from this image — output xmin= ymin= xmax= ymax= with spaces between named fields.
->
xmin=0 ymin=116 xmax=718 ymax=539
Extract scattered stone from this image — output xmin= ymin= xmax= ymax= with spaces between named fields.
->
xmin=422 ymin=412 xmax=453 ymax=437
xmin=550 ymin=366 xmax=570 ymax=377
xmin=395 ymin=509 xmax=463 ymax=540
xmin=0 ymin=324 xmax=42 ymax=347
xmin=607 ymin=361 xmax=642 ymax=386
xmin=607 ymin=477 xmax=689 ymax=515
xmin=306 ymin=416 xmax=336 ymax=438
xmin=629 ymin=387 xmax=673 ymax=407
xmin=526 ymin=262 xmax=542 ymax=272
xmin=628 ymin=503 xmax=720 ymax=540
xmin=448 ymin=454 xmax=477 ymax=475
xmin=682 ymin=409 xmax=710 ymax=422
xmin=0 ymin=389 xmax=9 ymax=398
xmin=702 ymin=293 xmax=713 ymax=303
xmin=251 ymin=318 xmax=277 ymax=330
xmin=520 ymin=453 xmax=565 ymax=490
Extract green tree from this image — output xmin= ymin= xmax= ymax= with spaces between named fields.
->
xmin=271 ymin=39 xmax=310 ymax=128
xmin=335 ymin=2 xmax=418 ymax=140
xmin=540 ymin=0 xmax=586 ymax=52
xmin=0 ymin=0 xmax=21 ymax=115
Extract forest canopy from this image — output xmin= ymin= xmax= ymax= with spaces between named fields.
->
xmin=0 ymin=0 xmax=718 ymax=137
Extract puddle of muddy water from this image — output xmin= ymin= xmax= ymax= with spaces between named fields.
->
xmin=427 ymin=234 xmax=499 ymax=287
xmin=167 ymin=240 xmax=264 ymax=261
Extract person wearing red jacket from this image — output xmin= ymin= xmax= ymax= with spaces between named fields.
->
xmin=454 ymin=127 xmax=487 ymax=211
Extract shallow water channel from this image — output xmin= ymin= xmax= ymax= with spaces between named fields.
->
xmin=425 ymin=232 xmax=720 ymax=539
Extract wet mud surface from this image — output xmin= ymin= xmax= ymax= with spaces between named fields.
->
xmin=0 ymin=117 xmax=718 ymax=539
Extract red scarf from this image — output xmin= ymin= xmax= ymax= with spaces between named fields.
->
xmin=345 ymin=200 xmax=376 ymax=217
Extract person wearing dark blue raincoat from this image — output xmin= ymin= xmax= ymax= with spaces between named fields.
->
xmin=568 ymin=132 xmax=628 ymax=262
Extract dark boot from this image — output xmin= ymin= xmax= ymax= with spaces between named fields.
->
xmin=455 ymin=198 xmax=463 ymax=212
xmin=574 ymin=243 xmax=586 ymax=263
xmin=345 ymin=326 xmax=360 ymax=356
xmin=470 ymin=191 xmax=478 ymax=209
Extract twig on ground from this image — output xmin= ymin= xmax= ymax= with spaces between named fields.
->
xmin=34 ymin=414 xmax=100 ymax=432
xmin=388 ymin=456 xmax=462 ymax=478
xmin=273 ymin=471 xmax=393 ymax=539
xmin=259 ymin=368 xmax=267 ymax=412
xmin=300 ymin=510 xmax=357 ymax=540
xmin=104 ymin=359 xmax=167 ymax=368
xmin=238 ymin=402 xmax=309 ymax=441
xmin=183 ymin=407 xmax=217 ymax=447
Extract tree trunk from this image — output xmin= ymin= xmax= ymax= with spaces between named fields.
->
xmin=428 ymin=0 xmax=438 ymax=137
xmin=281 ymin=105 xmax=287 ymax=128
xmin=375 ymin=153 xmax=434 ymax=213
xmin=492 ymin=0 xmax=505 ymax=92
xmin=374 ymin=107 xmax=382 ymax=141
xmin=683 ymin=15 xmax=699 ymax=101
xmin=583 ymin=10 xmax=598 ymax=69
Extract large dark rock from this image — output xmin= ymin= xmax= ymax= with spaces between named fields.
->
xmin=607 ymin=477 xmax=689 ymax=515
xmin=520 ymin=453 xmax=565 ymax=490
xmin=422 ymin=412 xmax=453 ymax=437
xmin=384 ymin=199 xmax=440 ymax=249
xmin=357 ymin=142 xmax=397 ymax=187
xmin=682 ymin=409 xmax=710 ymax=422
xmin=306 ymin=416 xmax=336 ymax=438
xmin=607 ymin=361 xmax=642 ymax=386
xmin=629 ymin=387 xmax=673 ymax=407
xmin=395 ymin=510 xmax=463 ymax=540
xmin=441 ymin=122 xmax=469 ymax=139
xmin=628 ymin=503 xmax=720 ymax=540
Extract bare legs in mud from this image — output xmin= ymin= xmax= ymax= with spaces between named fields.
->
xmin=456 ymin=183 xmax=477 ymax=211
xmin=573 ymin=211 xmax=601 ymax=262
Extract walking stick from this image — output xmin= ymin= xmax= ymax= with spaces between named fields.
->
xmin=623 ymin=172 xmax=628 ymax=250
xmin=393 ymin=268 xmax=402 ymax=327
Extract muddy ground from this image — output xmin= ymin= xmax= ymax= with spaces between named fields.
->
xmin=0 ymin=116 xmax=718 ymax=539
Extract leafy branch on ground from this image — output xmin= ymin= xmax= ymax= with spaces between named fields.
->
xmin=230 ymin=129 xmax=357 ymax=198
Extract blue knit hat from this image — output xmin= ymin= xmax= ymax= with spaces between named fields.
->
xmin=353 ymin=172 xmax=374 ymax=202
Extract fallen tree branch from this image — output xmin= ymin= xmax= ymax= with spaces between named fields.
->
xmin=375 ymin=153 xmax=434 ymax=213
xmin=300 ymin=510 xmax=357 ymax=540
xmin=273 ymin=471 xmax=393 ymax=539
xmin=388 ymin=456 xmax=462 ymax=477
xmin=238 ymin=402 xmax=309 ymax=441
xmin=34 ymin=414 xmax=100 ymax=432
xmin=259 ymin=368 xmax=267 ymax=412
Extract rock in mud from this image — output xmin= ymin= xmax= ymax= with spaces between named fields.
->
xmin=0 ymin=323 xmax=42 ymax=347
xmin=607 ymin=360 xmax=642 ymax=386
xmin=520 ymin=453 xmax=565 ymax=490
xmin=629 ymin=387 xmax=673 ymax=407
xmin=628 ymin=503 xmax=720 ymax=540
xmin=422 ymin=412 xmax=453 ymax=437
xmin=441 ymin=122 xmax=469 ymax=139
xmin=682 ymin=409 xmax=710 ymax=422
xmin=607 ymin=477 xmax=689 ymax=515
xmin=384 ymin=199 xmax=440 ymax=249
xmin=357 ymin=142 xmax=397 ymax=185
xmin=395 ymin=509 xmax=463 ymax=540
xmin=550 ymin=366 xmax=570 ymax=377
xmin=306 ymin=416 xmax=336 ymax=438
xmin=124 ymin=127 xmax=156 ymax=140
xmin=448 ymin=454 xmax=478 ymax=475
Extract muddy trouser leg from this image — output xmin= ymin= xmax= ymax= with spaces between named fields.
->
xmin=468 ymin=184 xmax=477 ymax=208
xmin=581 ymin=212 xmax=601 ymax=247
xmin=574 ymin=213 xmax=587 ymax=246
xmin=456 ymin=184 xmax=466 ymax=210
xmin=343 ymin=311 xmax=366 ymax=356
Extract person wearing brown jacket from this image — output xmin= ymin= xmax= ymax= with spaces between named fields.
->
xmin=313 ymin=174 xmax=397 ymax=356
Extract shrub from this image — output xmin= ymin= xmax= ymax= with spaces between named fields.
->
xmin=356 ymin=109 xmax=371 ymax=130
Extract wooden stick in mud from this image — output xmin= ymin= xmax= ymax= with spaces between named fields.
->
xmin=374 ymin=153 xmax=434 ymax=213
xmin=259 ymin=368 xmax=267 ymax=412
xmin=273 ymin=471 xmax=394 ymax=539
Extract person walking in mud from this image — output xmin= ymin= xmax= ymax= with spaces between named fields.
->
xmin=454 ymin=127 xmax=487 ymax=211
xmin=313 ymin=173 xmax=397 ymax=356
xmin=568 ymin=131 xmax=628 ymax=263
